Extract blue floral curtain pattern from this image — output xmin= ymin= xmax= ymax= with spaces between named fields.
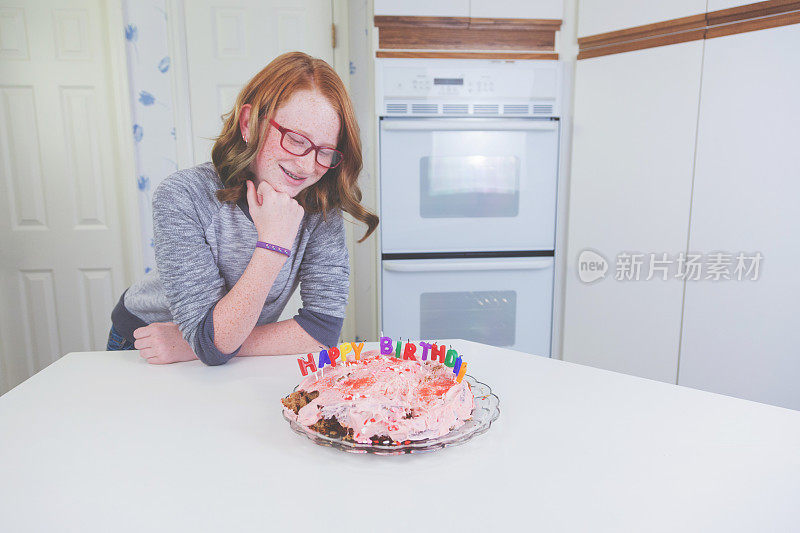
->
xmin=122 ymin=0 xmax=178 ymax=274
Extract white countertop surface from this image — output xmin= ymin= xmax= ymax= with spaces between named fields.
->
xmin=1 ymin=340 xmax=799 ymax=532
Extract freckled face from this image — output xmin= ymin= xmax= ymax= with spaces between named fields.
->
xmin=251 ymin=89 xmax=340 ymax=197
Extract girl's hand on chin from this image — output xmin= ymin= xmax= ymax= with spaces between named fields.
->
xmin=246 ymin=179 xmax=304 ymax=250
xmin=133 ymin=322 xmax=198 ymax=364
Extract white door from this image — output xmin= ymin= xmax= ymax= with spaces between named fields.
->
xmin=183 ymin=0 xmax=334 ymax=165
xmin=561 ymin=42 xmax=703 ymax=383
xmin=0 ymin=0 xmax=135 ymax=394
xmin=181 ymin=0 xmax=334 ymax=324
xmin=379 ymin=118 xmax=559 ymax=253
xmin=677 ymin=24 xmax=800 ymax=410
xmin=382 ymin=257 xmax=554 ymax=355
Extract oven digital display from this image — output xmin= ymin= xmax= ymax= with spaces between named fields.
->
xmin=433 ymin=78 xmax=464 ymax=85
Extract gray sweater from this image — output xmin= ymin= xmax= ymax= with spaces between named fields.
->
xmin=112 ymin=162 xmax=349 ymax=365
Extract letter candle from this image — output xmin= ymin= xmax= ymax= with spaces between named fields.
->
xmin=402 ymin=342 xmax=417 ymax=360
xmin=456 ymin=361 xmax=467 ymax=383
xmin=297 ymin=353 xmax=317 ymax=376
xmin=351 ymin=342 xmax=364 ymax=361
xmin=328 ymin=346 xmax=340 ymax=367
xmin=318 ymin=349 xmax=331 ymax=369
xmin=431 ymin=343 xmax=446 ymax=363
xmin=380 ymin=337 xmax=393 ymax=355
xmin=444 ymin=349 xmax=458 ymax=368
xmin=419 ymin=342 xmax=432 ymax=361
xmin=339 ymin=343 xmax=353 ymax=363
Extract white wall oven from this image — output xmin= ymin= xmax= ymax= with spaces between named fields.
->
xmin=377 ymin=59 xmax=562 ymax=356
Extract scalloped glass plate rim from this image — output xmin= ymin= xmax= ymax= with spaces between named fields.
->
xmin=281 ymin=374 xmax=500 ymax=455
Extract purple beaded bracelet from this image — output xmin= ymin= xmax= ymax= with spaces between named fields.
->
xmin=255 ymin=241 xmax=291 ymax=257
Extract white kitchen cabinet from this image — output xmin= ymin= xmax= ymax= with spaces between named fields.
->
xmin=577 ymin=0 xmax=706 ymax=38
xmin=677 ymin=24 xmax=800 ymax=410
xmin=562 ymin=41 xmax=704 ymax=382
xmin=374 ymin=0 xmax=563 ymax=19
xmin=373 ymin=0 xmax=469 ymax=18
xmin=469 ymin=0 xmax=563 ymax=20
xmin=706 ymin=0 xmax=752 ymax=11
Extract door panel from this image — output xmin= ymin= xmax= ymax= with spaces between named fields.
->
xmin=678 ymin=24 xmax=800 ymax=410
xmin=183 ymin=0 xmax=333 ymax=165
xmin=562 ymin=42 xmax=704 ymax=382
xmin=0 ymin=0 xmax=130 ymax=394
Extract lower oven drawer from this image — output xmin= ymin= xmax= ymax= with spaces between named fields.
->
xmin=381 ymin=257 xmax=554 ymax=356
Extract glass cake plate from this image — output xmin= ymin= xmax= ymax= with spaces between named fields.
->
xmin=281 ymin=375 xmax=500 ymax=455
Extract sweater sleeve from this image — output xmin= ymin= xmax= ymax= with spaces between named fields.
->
xmin=293 ymin=210 xmax=350 ymax=346
xmin=152 ymin=176 xmax=241 ymax=365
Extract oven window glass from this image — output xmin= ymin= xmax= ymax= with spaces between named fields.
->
xmin=420 ymin=156 xmax=520 ymax=218
xmin=420 ymin=290 xmax=516 ymax=347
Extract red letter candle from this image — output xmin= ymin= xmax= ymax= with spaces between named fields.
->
xmin=297 ymin=353 xmax=317 ymax=376
xmin=431 ymin=344 xmax=446 ymax=363
xmin=328 ymin=346 xmax=340 ymax=367
xmin=402 ymin=343 xmax=418 ymax=360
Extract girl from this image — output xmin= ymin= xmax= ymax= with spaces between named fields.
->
xmin=107 ymin=52 xmax=378 ymax=365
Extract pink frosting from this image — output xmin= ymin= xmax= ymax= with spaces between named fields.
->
xmin=284 ymin=350 xmax=474 ymax=444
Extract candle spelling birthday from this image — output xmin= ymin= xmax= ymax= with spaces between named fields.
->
xmin=296 ymin=338 xmax=468 ymax=383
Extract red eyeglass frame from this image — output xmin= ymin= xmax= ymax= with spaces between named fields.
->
xmin=268 ymin=119 xmax=343 ymax=169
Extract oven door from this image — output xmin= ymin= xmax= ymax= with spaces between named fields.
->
xmin=379 ymin=118 xmax=559 ymax=253
xmin=381 ymin=257 xmax=554 ymax=356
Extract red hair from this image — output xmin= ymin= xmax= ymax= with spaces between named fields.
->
xmin=211 ymin=52 xmax=378 ymax=241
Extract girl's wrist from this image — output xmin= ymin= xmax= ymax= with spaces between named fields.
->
xmin=257 ymin=232 xmax=292 ymax=250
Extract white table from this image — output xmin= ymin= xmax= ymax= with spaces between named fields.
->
xmin=1 ymin=340 xmax=799 ymax=532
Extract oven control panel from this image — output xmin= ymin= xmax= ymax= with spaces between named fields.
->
xmin=379 ymin=60 xmax=558 ymax=100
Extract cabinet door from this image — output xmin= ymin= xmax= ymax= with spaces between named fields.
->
xmin=469 ymin=0 xmax=562 ymax=20
xmin=562 ymin=42 xmax=703 ymax=382
xmin=373 ymin=0 xmax=469 ymax=17
xmin=577 ymin=0 xmax=706 ymax=38
xmin=677 ymin=24 xmax=800 ymax=410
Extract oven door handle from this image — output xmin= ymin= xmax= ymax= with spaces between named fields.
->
xmin=382 ymin=259 xmax=552 ymax=272
xmin=381 ymin=119 xmax=557 ymax=132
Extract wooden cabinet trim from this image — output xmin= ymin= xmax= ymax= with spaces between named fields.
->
xmin=578 ymin=0 xmax=800 ymax=59
xmin=706 ymin=0 xmax=800 ymax=25
xmin=577 ymin=14 xmax=706 ymax=49
xmin=578 ymin=29 xmax=707 ymax=60
xmin=373 ymin=16 xmax=471 ymax=29
xmin=374 ymin=15 xmax=562 ymax=52
xmin=376 ymin=51 xmax=559 ymax=60
xmin=706 ymin=8 xmax=800 ymax=38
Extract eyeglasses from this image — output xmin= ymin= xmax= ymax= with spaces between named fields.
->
xmin=268 ymin=120 xmax=343 ymax=169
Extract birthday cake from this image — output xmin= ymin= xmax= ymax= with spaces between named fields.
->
xmin=281 ymin=340 xmax=475 ymax=445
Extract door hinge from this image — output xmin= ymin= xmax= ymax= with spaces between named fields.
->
xmin=332 ymin=23 xmax=337 ymax=49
